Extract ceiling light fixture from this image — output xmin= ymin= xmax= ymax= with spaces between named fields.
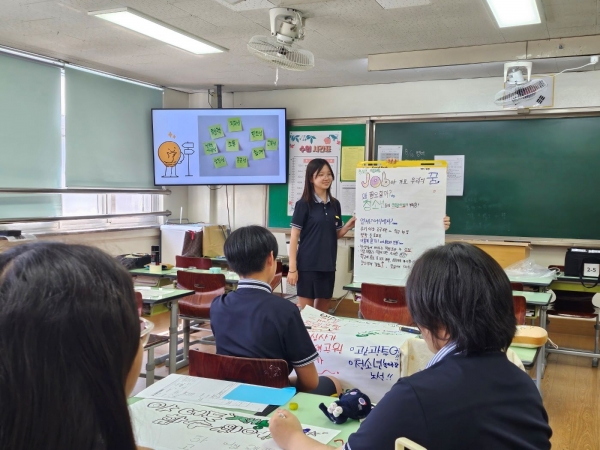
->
xmin=88 ymin=8 xmax=227 ymax=55
xmin=485 ymin=0 xmax=541 ymax=28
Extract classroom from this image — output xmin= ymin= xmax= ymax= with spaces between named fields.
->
xmin=1 ymin=1 xmax=600 ymax=449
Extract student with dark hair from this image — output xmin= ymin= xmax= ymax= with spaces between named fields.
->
xmin=210 ymin=225 xmax=339 ymax=395
xmin=288 ymin=158 xmax=356 ymax=313
xmin=0 ymin=242 xmax=148 ymax=450
xmin=269 ymin=242 xmax=552 ymax=450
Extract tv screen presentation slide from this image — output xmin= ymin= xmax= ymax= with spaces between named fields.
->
xmin=152 ymin=108 xmax=287 ymax=185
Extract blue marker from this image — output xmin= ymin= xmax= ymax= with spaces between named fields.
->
xmin=400 ymin=326 xmax=421 ymax=335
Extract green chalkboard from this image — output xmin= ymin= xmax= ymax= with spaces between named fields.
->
xmin=268 ymin=124 xmax=366 ymax=228
xmin=375 ymin=116 xmax=600 ymax=239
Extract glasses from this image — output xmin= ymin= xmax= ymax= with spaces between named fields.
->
xmin=140 ymin=317 xmax=154 ymax=347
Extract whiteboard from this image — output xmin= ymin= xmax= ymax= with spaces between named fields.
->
xmin=354 ymin=162 xmax=447 ymax=286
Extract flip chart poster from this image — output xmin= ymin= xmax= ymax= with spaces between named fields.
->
xmin=130 ymin=398 xmax=340 ymax=450
xmin=354 ymin=163 xmax=447 ymax=286
xmin=287 ymin=131 xmax=343 ymax=216
xmin=301 ymin=306 xmax=415 ymax=402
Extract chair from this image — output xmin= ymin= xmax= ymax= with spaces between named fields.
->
xmin=360 ymin=283 xmax=413 ymax=325
xmin=545 ymin=265 xmax=600 ymax=367
xmin=270 ymin=260 xmax=297 ymax=301
xmin=395 ymin=438 xmax=427 ymax=450
xmin=188 ymin=349 xmax=289 ymax=388
xmin=510 ymin=282 xmax=524 ymax=291
xmin=175 ymin=255 xmax=212 ymax=269
xmin=513 ymin=295 xmax=527 ymax=325
xmin=177 ymin=271 xmax=226 ymax=354
xmin=135 ymin=292 xmax=169 ymax=387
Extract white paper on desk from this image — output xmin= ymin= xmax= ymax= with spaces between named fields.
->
xmin=301 ymin=307 xmax=414 ymax=402
xmin=136 ymin=374 xmax=267 ymax=412
xmin=130 ymin=398 xmax=340 ymax=450
xmin=434 ymin=155 xmax=464 ymax=196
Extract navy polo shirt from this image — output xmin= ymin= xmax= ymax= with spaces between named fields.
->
xmin=344 ymin=352 xmax=551 ymax=450
xmin=291 ymin=194 xmax=343 ymax=272
xmin=209 ymin=279 xmax=319 ymax=371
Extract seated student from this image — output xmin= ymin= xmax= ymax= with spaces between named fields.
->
xmin=210 ymin=225 xmax=339 ymax=395
xmin=269 ymin=242 xmax=552 ymax=450
xmin=0 ymin=242 xmax=149 ymax=450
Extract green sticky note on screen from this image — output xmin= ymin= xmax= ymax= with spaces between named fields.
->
xmin=266 ymin=138 xmax=278 ymax=151
xmin=236 ymin=156 xmax=249 ymax=168
xmin=226 ymin=138 xmax=239 ymax=151
xmin=228 ymin=117 xmax=242 ymax=132
xmin=252 ymin=146 xmax=266 ymax=160
xmin=209 ymin=124 xmax=225 ymax=139
xmin=213 ymin=155 xmax=227 ymax=169
xmin=203 ymin=141 xmax=218 ymax=155
xmin=250 ymin=128 xmax=264 ymax=141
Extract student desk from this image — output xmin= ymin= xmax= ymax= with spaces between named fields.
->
xmin=130 ymin=267 xmax=240 ymax=285
xmin=135 ymin=287 xmax=194 ymax=375
xmin=129 ymin=390 xmax=358 ymax=448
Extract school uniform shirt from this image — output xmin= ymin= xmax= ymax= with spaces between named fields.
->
xmin=344 ymin=350 xmax=551 ymax=450
xmin=209 ymin=279 xmax=319 ymax=371
xmin=291 ymin=194 xmax=343 ymax=272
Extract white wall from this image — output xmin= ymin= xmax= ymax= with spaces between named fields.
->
xmin=233 ymin=71 xmax=600 ymax=118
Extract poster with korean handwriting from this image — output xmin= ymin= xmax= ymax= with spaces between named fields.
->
xmin=287 ymin=131 xmax=347 ymax=216
xmin=301 ymin=306 xmax=416 ymax=402
xmin=354 ymin=161 xmax=447 ymax=286
xmin=130 ymin=398 xmax=340 ymax=450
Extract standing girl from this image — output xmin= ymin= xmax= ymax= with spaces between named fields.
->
xmin=288 ymin=158 xmax=356 ymax=313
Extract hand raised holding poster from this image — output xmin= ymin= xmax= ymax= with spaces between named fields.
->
xmin=354 ymin=161 xmax=447 ymax=286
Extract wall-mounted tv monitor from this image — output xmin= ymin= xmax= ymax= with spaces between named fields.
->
xmin=152 ymin=108 xmax=287 ymax=185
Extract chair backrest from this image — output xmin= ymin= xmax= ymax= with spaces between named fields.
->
xmin=270 ymin=260 xmax=283 ymax=291
xmin=188 ymin=349 xmax=289 ymax=388
xmin=513 ymin=295 xmax=527 ymax=325
xmin=395 ymin=437 xmax=427 ymax=450
xmin=134 ymin=291 xmax=143 ymax=316
xmin=510 ymin=282 xmax=524 ymax=291
xmin=360 ymin=283 xmax=413 ymax=325
xmin=176 ymin=255 xmax=212 ymax=269
xmin=177 ymin=272 xmax=226 ymax=318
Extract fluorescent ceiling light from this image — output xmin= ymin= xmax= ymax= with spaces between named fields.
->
xmin=486 ymin=0 xmax=541 ymax=28
xmin=88 ymin=8 xmax=227 ymax=55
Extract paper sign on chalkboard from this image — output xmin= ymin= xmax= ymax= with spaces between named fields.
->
xmin=354 ymin=161 xmax=447 ymax=286
xmin=213 ymin=155 xmax=227 ymax=169
xmin=236 ymin=156 xmax=248 ymax=168
xmin=228 ymin=117 xmax=242 ymax=132
xmin=266 ymin=138 xmax=278 ymax=151
xmin=250 ymin=127 xmax=264 ymax=141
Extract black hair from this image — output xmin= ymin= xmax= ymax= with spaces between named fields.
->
xmin=0 ymin=241 xmax=140 ymax=450
xmin=224 ymin=226 xmax=278 ymax=277
xmin=406 ymin=242 xmax=515 ymax=354
xmin=301 ymin=158 xmax=336 ymax=205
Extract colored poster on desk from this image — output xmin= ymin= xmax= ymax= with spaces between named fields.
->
xmin=301 ymin=306 xmax=415 ymax=402
xmin=354 ymin=162 xmax=447 ymax=286
xmin=287 ymin=131 xmax=342 ymax=216
xmin=130 ymin=398 xmax=340 ymax=450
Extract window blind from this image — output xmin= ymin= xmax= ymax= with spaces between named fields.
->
xmin=65 ymin=67 xmax=163 ymax=188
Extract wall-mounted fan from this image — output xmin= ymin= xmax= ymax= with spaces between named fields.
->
xmin=247 ymin=8 xmax=314 ymax=71
xmin=494 ymin=61 xmax=548 ymax=107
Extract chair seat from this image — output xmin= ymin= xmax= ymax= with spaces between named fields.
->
xmin=145 ymin=333 xmax=169 ymax=349
xmin=178 ymin=291 xmax=222 ymax=317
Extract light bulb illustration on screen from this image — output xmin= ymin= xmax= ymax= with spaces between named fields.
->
xmin=158 ymin=141 xmax=184 ymax=178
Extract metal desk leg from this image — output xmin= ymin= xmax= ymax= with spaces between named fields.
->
xmin=168 ymin=299 xmax=179 ymax=374
xmin=539 ymin=305 xmax=548 ymax=378
xmin=535 ymin=345 xmax=543 ymax=396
